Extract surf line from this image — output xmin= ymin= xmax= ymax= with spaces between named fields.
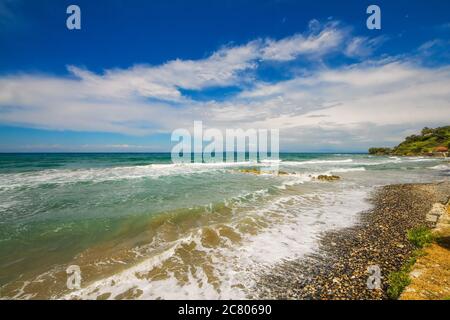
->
xmin=178 ymin=304 xmax=213 ymax=318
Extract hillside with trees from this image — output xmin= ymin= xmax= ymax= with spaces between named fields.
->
xmin=369 ymin=126 xmax=450 ymax=156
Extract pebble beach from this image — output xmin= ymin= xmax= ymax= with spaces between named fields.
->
xmin=257 ymin=181 xmax=450 ymax=299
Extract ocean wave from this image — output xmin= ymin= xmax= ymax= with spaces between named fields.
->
xmin=351 ymin=157 xmax=439 ymax=166
xmin=329 ymin=167 xmax=366 ymax=173
xmin=0 ymin=161 xmax=264 ymax=190
xmin=275 ymin=173 xmax=313 ymax=189
xmin=2 ymin=155 xmax=441 ymax=190
xmin=282 ymin=159 xmax=354 ymax=166
xmin=429 ymin=164 xmax=450 ymax=171
xmin=259 ymin=159 xmax=282 ymax=164
xmin=61 ymin=188 xmax=372 ymax=300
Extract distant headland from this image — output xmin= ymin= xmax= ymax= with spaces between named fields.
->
xmin=369 ymin=126 xmax=450 ymax=157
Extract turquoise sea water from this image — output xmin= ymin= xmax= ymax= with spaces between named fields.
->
xmin=0 ymin=153 xmax=448 ymax=299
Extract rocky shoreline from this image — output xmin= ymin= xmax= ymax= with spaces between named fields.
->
xmin=256 ymin=181 xmax=450 ymax=299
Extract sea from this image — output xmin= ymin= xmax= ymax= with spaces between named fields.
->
xmin=0 ymin=153 xmax=448 ymax=299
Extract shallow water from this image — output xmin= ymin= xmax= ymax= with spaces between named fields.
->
xmin=0 ymin=153 xmax=448 ymax=299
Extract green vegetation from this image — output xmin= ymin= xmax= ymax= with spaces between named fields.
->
xmin=387 ymin=249 xmax=426 ymax=299
xmin=387 ymin=268 xmax=411 ymax=299
xmin=387 ymin=226 xmax=433 ymax=299
xmin=368 ymin=147 xmax=392 ymax=155
xmin=407 ymin=227 xmax=434 ymax=248
xmin=369 ymin=125 xmax=450 ymax=156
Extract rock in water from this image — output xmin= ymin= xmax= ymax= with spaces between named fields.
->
xmin=316 ymin=175 xmax=341 ymax=181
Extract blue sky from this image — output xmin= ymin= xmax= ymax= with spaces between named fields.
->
xmin=0 ymin=0 xmax=449 ymax=152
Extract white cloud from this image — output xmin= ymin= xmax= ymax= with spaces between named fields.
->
xmin=417 ymin=39 xmax=450 ymax=60
xmin=344 ymin=36 xmax=385 ymax=57
xmin=1 ymin=21 xmax=449 ymax=151
xmin=65 ymin=40 xmax=261 ymax=102
xmin=222 ymin=61 xmax=450 ymax=150
xmin=261 ymin=22 xmax=345 ymax=61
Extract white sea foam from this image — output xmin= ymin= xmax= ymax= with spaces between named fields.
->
xmin=0 ymin=161 xmax=262 ymax=190
xmin=2 ymin=153 xmax=446 ymax=300
xmin=350 ymin=157 xmax=439 ymax=166
xmin=329 ymin=167 xmax=366 ymax=173
xmin=429 ymin=164 xmax=450 ymax=171
xmin=276 ymin=173 xmax=313 ymax=188
xmin=2 ymin=155 xmax=440 ymax=191
xmin=62 ymin=187 xmax=371 ymax=300
xmin=259 ymin=159 xmax=282 ymax=164
xmin=282 ymin=159 xmax=354 ymax=166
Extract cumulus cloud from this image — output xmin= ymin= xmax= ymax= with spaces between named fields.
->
xmin=1 ymin=20 xmax=449 ymax=151
xmin=232 ymin=62 xmax=450 ymax=126
xmin=176 ymin=59 xmax=449 ymax=152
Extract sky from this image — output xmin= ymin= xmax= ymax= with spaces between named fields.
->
xmin=0 ymin=0 xmax=449 ymax=152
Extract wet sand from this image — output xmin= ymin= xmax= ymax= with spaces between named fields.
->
xmin=257 ymin=181 xmax=450 ymax=299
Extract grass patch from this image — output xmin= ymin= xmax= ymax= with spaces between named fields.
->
xmin=386 ymin=228 xmax=433 ymax=299
xmin=386 ymin=250 xmax=424 ymax=299
xmin=407 ymin=226 xmax=434 ymax=248
xmin=387 ymin=270 xmax=411 ymax=300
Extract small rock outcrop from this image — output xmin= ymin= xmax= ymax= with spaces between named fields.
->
xmin=238 ymin=168 xmax=290 ymax=176
xmin=316 ymin=175 xmax=341 ymax=181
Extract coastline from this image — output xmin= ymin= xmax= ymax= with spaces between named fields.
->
xmin=1 ymin=153 xmax=448 ymax=300
xmin=257 ymin=181 xmax=450 ymax=299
